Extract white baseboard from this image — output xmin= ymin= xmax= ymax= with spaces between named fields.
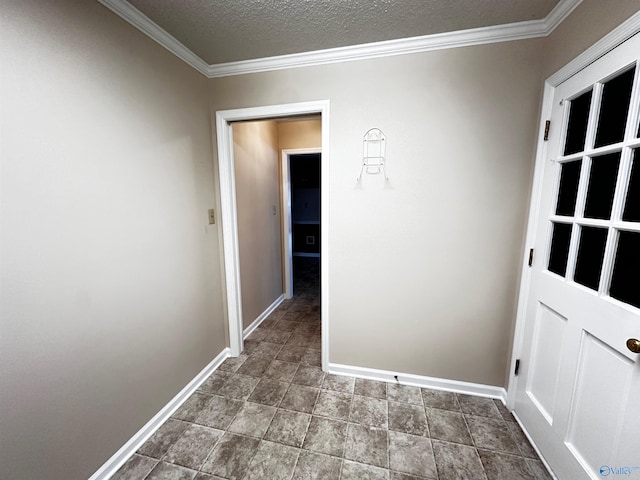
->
xmin=243 ymin=294 xmax=284 ymax=340
xmin=88 ymin=347 xmax=230 ymax=480
xmin=328 ymin=362 xmax=507 ymax=403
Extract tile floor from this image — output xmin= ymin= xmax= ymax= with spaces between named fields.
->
xmin=112 ymin=258 xmax=553 ymax=480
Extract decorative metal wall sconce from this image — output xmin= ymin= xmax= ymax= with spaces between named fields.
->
xmin=357 ymin=128 xmax=388 ymax=182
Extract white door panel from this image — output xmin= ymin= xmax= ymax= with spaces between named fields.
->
xmin=516 ymin=32 xmax=640 ymax=480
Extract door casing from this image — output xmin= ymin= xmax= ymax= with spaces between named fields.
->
xmin=214 ymin=101 xmax=331 ymax=371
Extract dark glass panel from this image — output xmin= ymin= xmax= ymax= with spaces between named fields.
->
xmin=574 ymin=227 xmax=608 ymax=290
xmin=594 ymin=68 xmax=635 ymax=147
xmin=610 ymin=231 xmax=640 ymax=309
xmin=556 ymin=160 xmax=582 ymax=216
xmin=548 ymin=222 xmax=572 ymax=277
xmin=564 ymin=90 xmax=592 ymax=155
xmin=622 ymin=151 xmax=640 ymax=222
xmin=584 ymin=153 xmax=621 ymax=220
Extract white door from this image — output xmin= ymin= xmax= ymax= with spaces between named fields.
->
xmin=515 ymin=33 xmax=640 ymax=480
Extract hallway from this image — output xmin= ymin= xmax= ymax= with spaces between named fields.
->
xmin=112 ymin=257 xmax=550 ymax=480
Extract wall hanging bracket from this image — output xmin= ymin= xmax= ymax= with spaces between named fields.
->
xmin=357 ymin=128 xmax=388 ymax=182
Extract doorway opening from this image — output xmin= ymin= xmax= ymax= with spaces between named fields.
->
xmin=215 ymin=101 xmax=330 ymax=371
xmin=281 ymin=150 xmax=322 ymax=299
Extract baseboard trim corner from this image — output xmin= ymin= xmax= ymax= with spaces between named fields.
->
xmin=88 ymin=347 xmax=230 ymax=480
xmin=243 ymin=294 xmax=284 ymax=340
xmin=328 ymin=362 xmax=507 ymax=400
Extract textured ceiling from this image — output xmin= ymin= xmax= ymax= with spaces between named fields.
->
xmin=127 ymin=0 xmax=560 ymax=65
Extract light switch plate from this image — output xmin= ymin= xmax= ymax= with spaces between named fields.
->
xmin=208 ymin=209 xmax=215 ymax=225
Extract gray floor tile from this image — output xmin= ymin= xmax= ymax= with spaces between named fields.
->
xmin=248 ymin=327 xmax=269 ymax=342
xmin=323 ymin=374 xmax=355 ymax=394
xmin=389 ymin=473 xmax=427 ymax=480
xmin=138 ymin=419 xmax=189 ymax=459
xmin=494 ymin=399 xmax=516 ymax=422
xmin=344 ymin=423 xmax=388 ymax=469
xmin=108 ymin=261 xmax=553 ymax=480
xmin=349 ymin=395 xmax=388 ymax=428
xmin=388 ymin=430 xmax=436 ymax=479
xmin=273 ymin=320 xmax=300 ymax=332
xmin=194 ymin=395 xmax=243 ymax=430
xmin=457 ymin=394 xmax=502 ymax=419
xmin=250 ymin=341 xmax=283 ymax=359
xmin=145 ymin=462 xmax=197 ymax=480
xmin=313 ymin=390 xmax=352 ymax=420
xmin=432 ymin=440 xmax=487 ymax=480
xmin=466 ymin=415 xmax=521 ymax=455
xmin=354 ymin=378 xmax=387 ymax=399
xmin=280 ymin=384 xmax=320 ymax=413
xmin=292 ymin=364 xmax=325 ymax=387
xmin=218 ymin=355 xmax=248 ymax=373
xmin=264 ymin=409 xmax=312 ymax=447
xmin=388 ymin=401 xmax=428 ymax=436
xmin=426 ymin=407 xmax=472 ymax=445
xmin=302 ymin=416 xmax=348 ymax=456
xmin=200 ymin=432 xmax=260 ymax=480
xmin=216 ymin=373 xmax=260 ymax=400
xmin=172 ymin=393 xmax=213 ymax=422
xmin=300 ymin=348 xmax=322 ymax=367
xmin=506 ymin=422 xmax=538 ymax=458
xmin=236 ymin=355 xmax=273 ymax=377
xmin=276 ymin=344 xmax=308 ymax=362
xmin=478 ymin=449 xmax=537 ymax=480
xmin=227 ymin=402 xmax=277 ymax=438
xmin=193 ymin=473 xmax=216 ymax=480
xmin=264 ymin=330 xmax=293 ymax=344
xmin=242 ymin=440 xmax=300 ymax=480
xmin=111 ymin=454 xmax=158 ymax=480
xmin=198 ymin=371 xmax=232 ymax=395
xmin=246 ymin=378 xmax=289 ymax=406
xmin=164 ymin=424 xmax=223 ymax=470
xmin=263 ymin=359 xmax=299 ymax=382
xmin=340 ymin=460 xmax=389 ymax=480
xmin=242 ymin=339 xmax=262 ymax=355
xmin=292 ymin=450 xmax=342 ymax=479
xmin=525 ymin=458 xmax=554 ymax=480
xmin=287 ymin=332 xmax=312 ymax=347
xmin=421 ymin=389 xmax=460 ymax=411
xmin=387 ymin=384 xmax=423 ymax=405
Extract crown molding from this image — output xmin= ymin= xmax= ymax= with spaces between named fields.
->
xmin=543 ymin=0 xmax=583 ymax=34
xmin=98 ymin=0 xmax=583 ymax=79
xmin=98 ymin=0 xmax=210 ymax=76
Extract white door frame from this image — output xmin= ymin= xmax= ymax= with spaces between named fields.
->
xmin=215 ymin=100 xmax=330 ymax=371
xmin=507 ymin=12 xmax=640 ymax=408
xmin=281 ymin=148 xmax=322 ymax=299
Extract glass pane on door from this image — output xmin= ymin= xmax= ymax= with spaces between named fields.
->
xmin=594 ymin=67 xmax=636 ymax=147
xmin=609 ymin=231 xmax=640 ymax=308
xmin=583 ymin=153 xmax=621 ymax=220
xmin=548 ymin=222 xmax=572 ymax=277
xmin=556 ymin=160 xmax=582 ymax=216
xmin=564 ymin=90 xmax=592 ymax=155
xmin=574 ymin=227 xmax=608 ymax=290
xmin=622 ymin=150 xmax=639 ymax=222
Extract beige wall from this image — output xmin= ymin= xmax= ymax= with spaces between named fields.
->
xmin=278 ymin=118 xmax=322 ymax=150
xmin=209 ymin=40 xmax=545 ymax=387
xmin=3 ymin=1 xmax=638 ymax=478
xmin=233 ymin=121 xmax=283 ymax=328
xmin=0 ymin=2 xmax=225 ymax=479
xmin=541 ymin=0 xmax=640 ymax=79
